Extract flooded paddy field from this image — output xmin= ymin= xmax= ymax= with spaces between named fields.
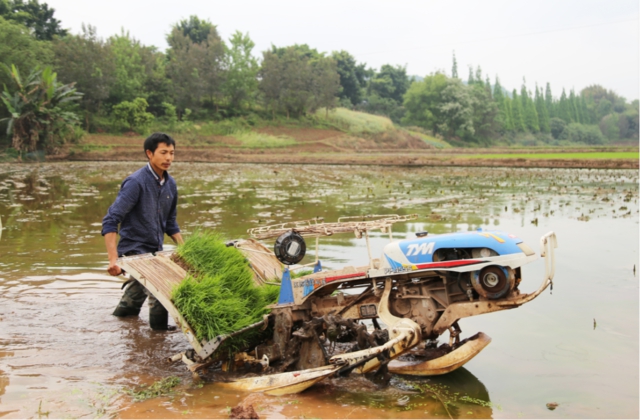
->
xmin=0 ymin=162 xmax=637 ymax=419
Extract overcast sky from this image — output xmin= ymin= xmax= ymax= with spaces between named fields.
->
xmin=45 ymin=0 xmax=639 ymax=101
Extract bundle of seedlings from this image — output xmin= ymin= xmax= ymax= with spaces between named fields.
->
xmin=171 ymin=231 xmax=280 ymax=349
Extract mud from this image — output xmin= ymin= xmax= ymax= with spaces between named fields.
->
xmin=59 ymin=148 xmax=639 ymax=170
xmin=0 ymin=162 xmax=638 ymax=418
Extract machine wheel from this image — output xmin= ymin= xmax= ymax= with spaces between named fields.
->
xmin=274 ymin=231 xmax=306 ymax=265
xmin=472 ymin=266 xmax=513 ymax=299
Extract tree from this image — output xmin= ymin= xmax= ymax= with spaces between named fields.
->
xmin=166 ymin=17 xmax=226 ymax=114
xmin=439 ymin=78 xmax=475 ymax=139
xmin=0 ymin=0 xmax=66 ymax=40
xmin=510 ymin=89 xmax=526 ymax=131
xmin=222 ymin=31 xmax=259 ymax=113
xmin=544 ymin=82 xmax=554 ymax=118
xmin=53 ymin=24 xmax=116 ymax=129
xmin=0 ymin=16 xmax=53 ymax=92
xmin=451 ymin=51 xmax=458 ymax=79
xmin=521 ymin=82 xmax=539 ymax=132
xmin=557 ymin=89 xmax=573 ymax=123
xmin=503 ymin=96 xmax=515 ymax=131
xmin=469 ymin=81 xmax=498 ymax=141
xmin=258 ymin=49 xmax=283 ymax=118
xmin=107 ymin=31 xmax=149 ymax=106
xmin=310 ymin=56 xmax=340 ymax=116
xmin=1 ymin=64 xmax=82 ymax=154
xmin=569 ymin=90 xmax=581 ymax=123
xmin=369 ymin=64 xmax=410 ymax=104
xmin=402 ymin=72 xmax=448 ymax=133
xmin=331 ymin=50 xmax=368 ymax=106
xmin=467 ymin=66 xmax=475 ymax=85
xmin=172 ymin=15 xmax=216 ymax=44
xmin=259 ymin=46 xmax=339 ymax=119
xmin=534 ymin=85 xmax=550 ymax=133
xmin=493 ymin=76 xmax=508 ymax=131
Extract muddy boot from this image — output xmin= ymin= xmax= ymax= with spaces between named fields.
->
xmin=112 ymin=279 xmax=146 ymax=317
xmin=148 ymin=294 xmax=170 ymax=330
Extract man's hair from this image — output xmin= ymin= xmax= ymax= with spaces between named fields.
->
xmin=144 ymin=132 xmax=176 ymax=154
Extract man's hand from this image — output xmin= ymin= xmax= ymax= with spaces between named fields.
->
xmin=104 ymin=232 xmax=123 ymax=276
xmin=107 ymin=262 xmax=123 ymax=276
xmin=171 ymin=232 xmax=184 ymax=245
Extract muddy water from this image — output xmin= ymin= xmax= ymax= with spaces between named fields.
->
xmin=0 ymin=162 xmax=637 ymax=419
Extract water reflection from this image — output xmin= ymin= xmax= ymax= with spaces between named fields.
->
xmin=0 ymin=162 xmax=638 ymax=418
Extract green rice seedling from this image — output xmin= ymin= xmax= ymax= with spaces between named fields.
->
xmin=171 ymin=231 xmax=280 ymax=345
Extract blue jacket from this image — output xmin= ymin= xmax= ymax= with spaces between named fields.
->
xmin=102 ymin=165 xmax=180 ymax=256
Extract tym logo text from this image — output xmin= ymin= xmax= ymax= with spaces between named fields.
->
xmin=406 ymin=242 xmax=435 ymax=256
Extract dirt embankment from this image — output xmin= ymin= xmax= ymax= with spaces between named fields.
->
xmin=50 ymin=127 xmax=639 ymax=170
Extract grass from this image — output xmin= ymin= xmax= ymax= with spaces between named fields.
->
xmin=460 ymin=151 xmax=639 ymax=159
xmin=232 ymin=131 xmax=297 ymax=148
xmin=405 ymin=128 xmax=452 ymax=149
xmin=171 ymin=231 xmax=280 ymax=344
xmin=316 ymin=108 xmax=394 ymax=134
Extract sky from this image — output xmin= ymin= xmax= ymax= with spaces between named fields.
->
xmin=45 ymin=0 xmax=639 ymax=101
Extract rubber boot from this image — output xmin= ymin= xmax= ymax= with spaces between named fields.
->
xmin=148 ymin=294 xmax=169 ymax=330
xmin=112 ymin=280 xmax=146 ymax=317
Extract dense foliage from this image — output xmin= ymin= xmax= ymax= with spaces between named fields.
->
xmin=0 ymin=1 xmax=637 ymax=153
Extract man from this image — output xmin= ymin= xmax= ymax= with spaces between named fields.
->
xmin=102 ymin=132 xmax=184 ymax=330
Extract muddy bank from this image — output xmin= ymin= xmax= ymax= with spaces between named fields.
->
xmin=55 ymin=148 xmax=639 ymax=169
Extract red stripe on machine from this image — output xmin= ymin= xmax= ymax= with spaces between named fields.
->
xmin=326 ymin=272 xmax=367 ymax=282
xmin=414 ymin=260 xmax=483 ymax=270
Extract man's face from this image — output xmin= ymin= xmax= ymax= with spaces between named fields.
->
xmin=146 ymin=142 xmax=175 ymax=175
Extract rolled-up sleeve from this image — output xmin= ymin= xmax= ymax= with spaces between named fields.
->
xmin=101 ymin=179 xmax=141 ymax=236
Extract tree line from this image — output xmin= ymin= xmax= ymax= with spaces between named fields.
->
xmin=404 ymin=55 xmax=638 ymax=146
xmin=1 ymin=0 xmax=637 ymax=154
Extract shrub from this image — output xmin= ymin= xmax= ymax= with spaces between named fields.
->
xmin=559 ymin=123 xmax=606 ymax=145
xmin=112 ymin=98 xmax=154 ymax=134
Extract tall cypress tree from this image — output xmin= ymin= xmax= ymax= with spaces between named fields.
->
xmin=511 ymin=89 xmax=526 ymax=131
xmin=504 ymin=96 xmax=515 ymax=131
xmin=521 ymin=82 xmax=539 ymax=132
xmin=535 ymin=86 xmax=550 ymax=133
xmin=475 ymin=66 xmax=483 ymax=87
xmin=451 ymin=51 xmax=458 ymax=79
xmin=579 ymin=95 xmax=591 ymax=124
xmin=569 ymin=90 xmax=581 ymax=123
xmin=544 ymin=82 xmax=554 ymax=118
xmin=557 ymin=88 xmax=573 ymax=123
xmin=493 ymin=76 xmax=507 ymax=130
xmin=467 ymin=66 xmax=475 ymax=85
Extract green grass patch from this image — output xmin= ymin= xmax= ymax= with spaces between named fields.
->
xmin=316 ymin=108 xmax=394 ymax=134
xmin=459 ymin=152 xmax=639 ymax=160
xmin=171 ymin=231 xmax=280 ymax=345
xmin=232 ymin=131 xmax=297 ymax=148
xmin=405 ymin=129 xmax=452 ymax=149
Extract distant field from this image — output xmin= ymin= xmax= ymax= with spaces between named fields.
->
xmin=460 ymin=152 xmax=639 ymax=160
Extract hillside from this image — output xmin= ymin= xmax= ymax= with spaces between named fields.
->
xmin=47 ymin=107 xmax=638 ymax=170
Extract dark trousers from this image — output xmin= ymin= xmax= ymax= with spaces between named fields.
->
xmin=113 ymin=267 xmax=169 ymax=330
